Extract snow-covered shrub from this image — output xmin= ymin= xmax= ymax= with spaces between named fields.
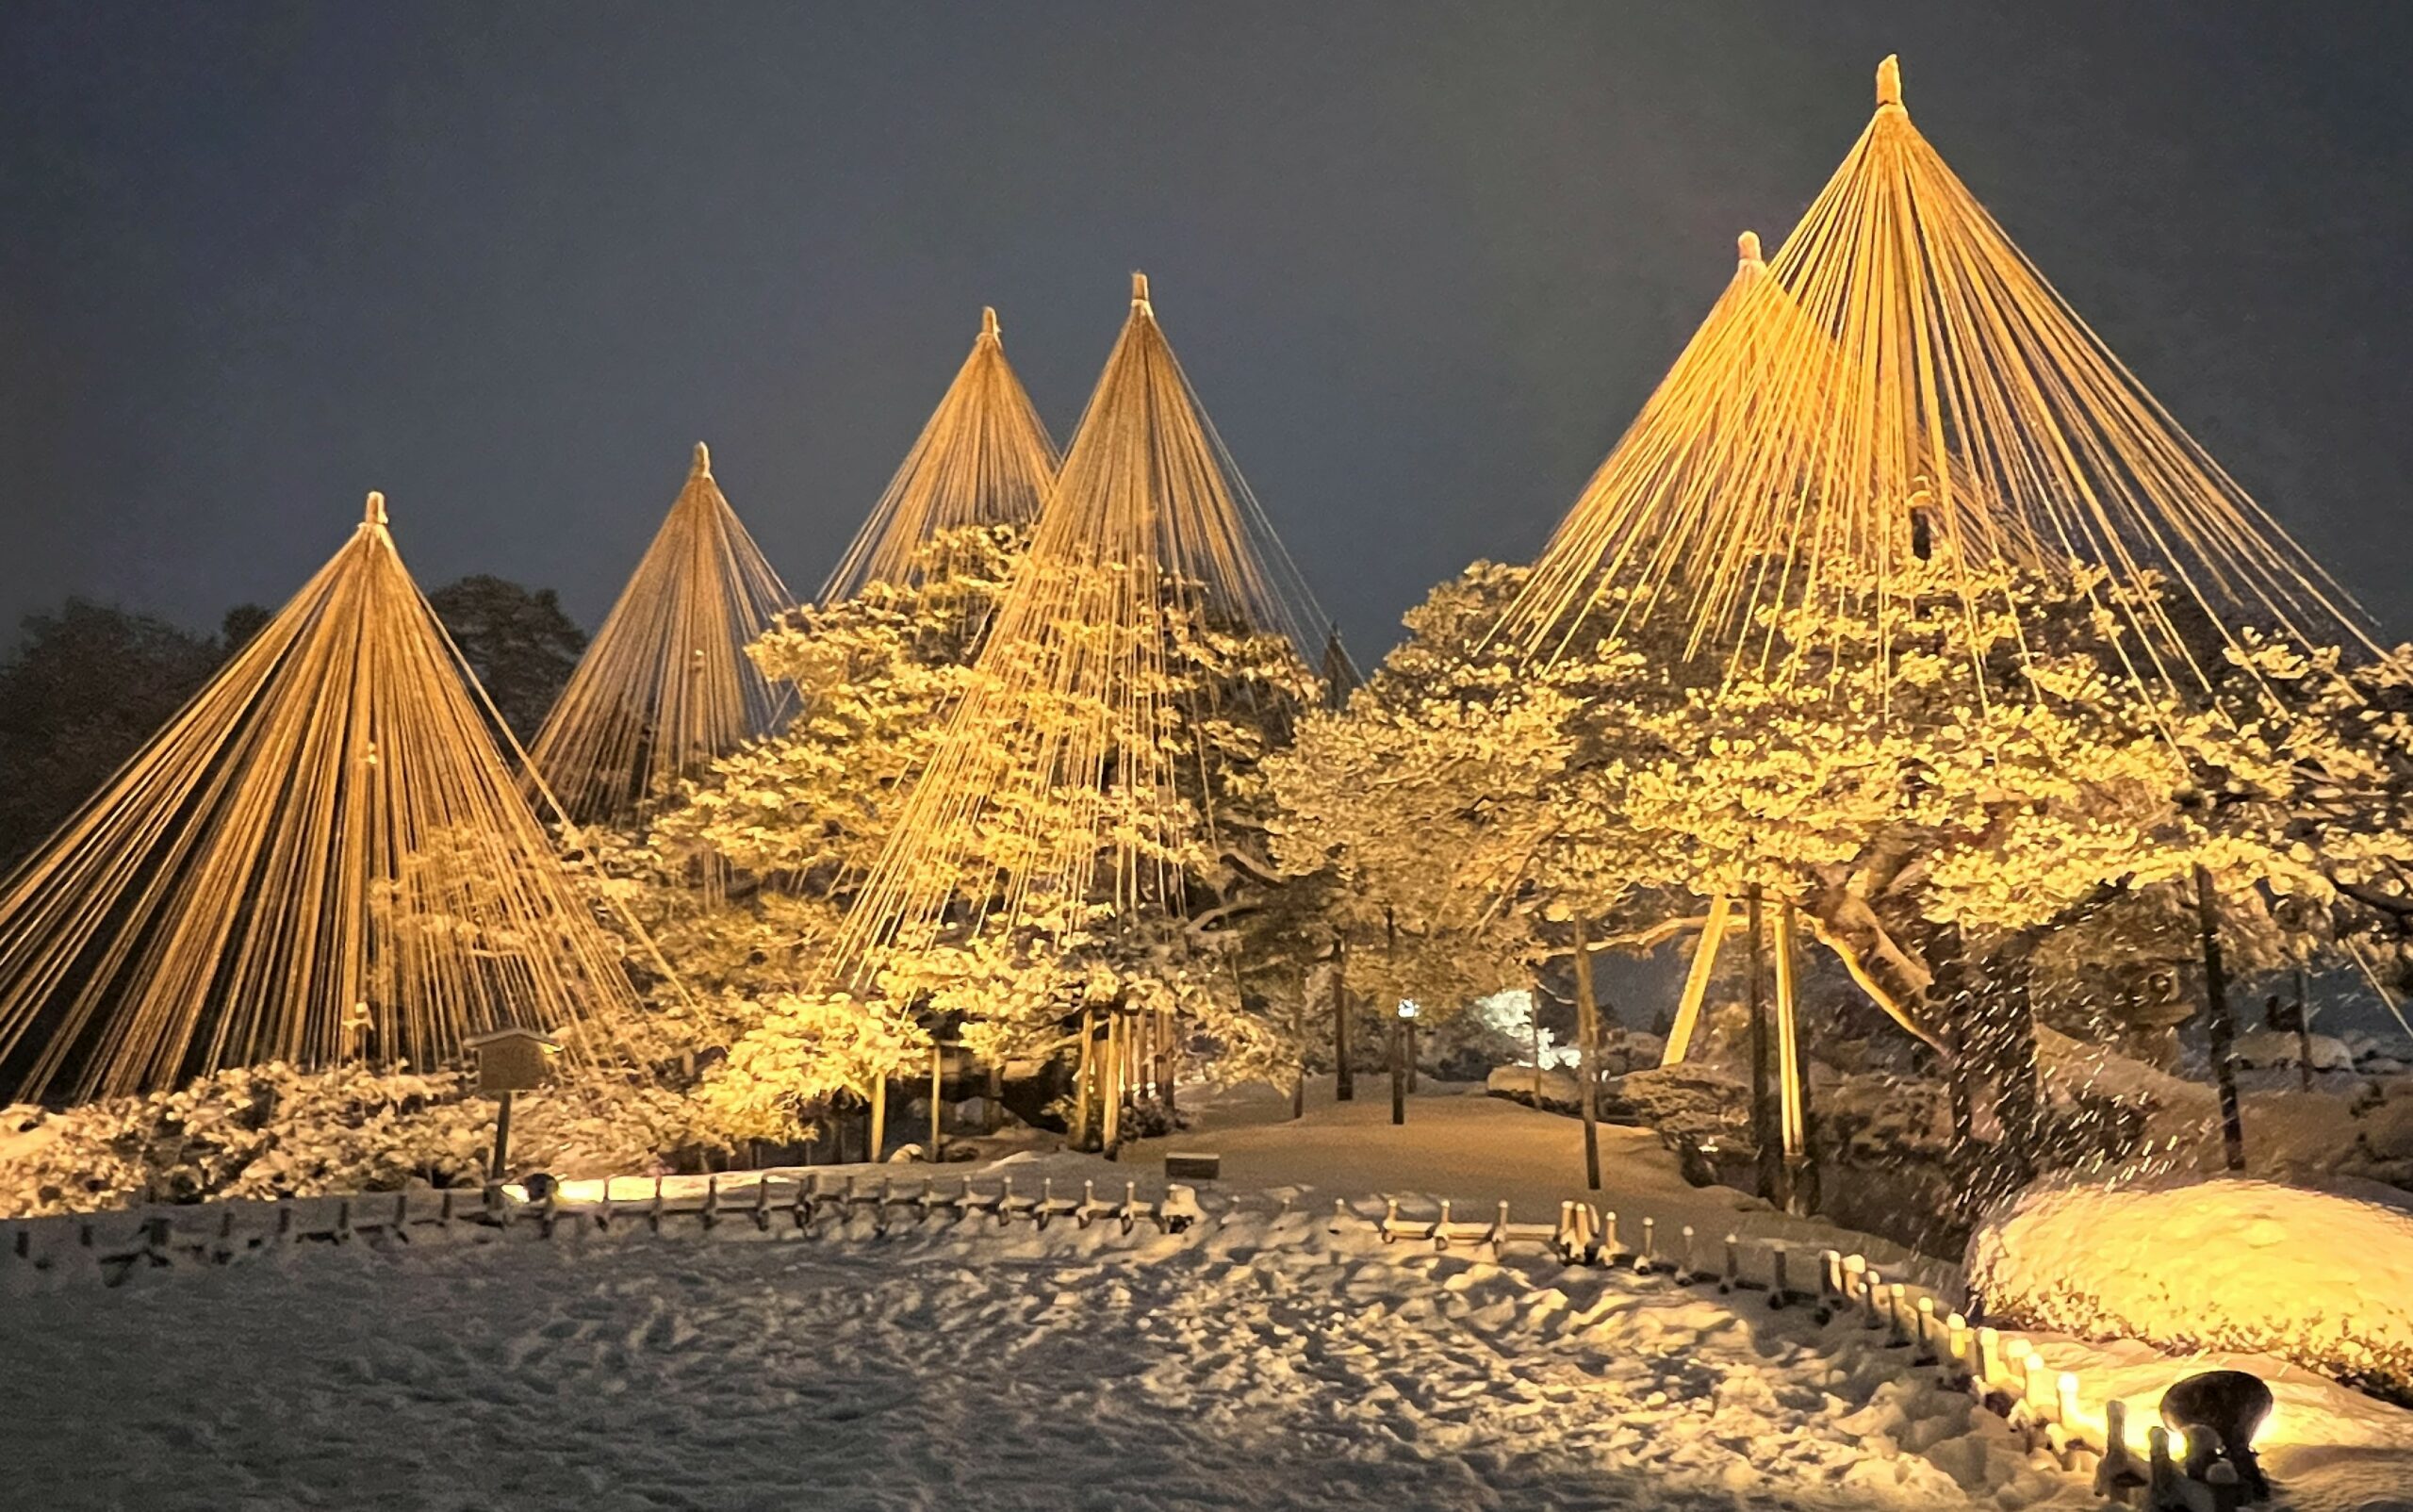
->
xmin=1968 ymin=1176 xmax=2413 ymax=1405
xmin=0 ymin=1063 xmax=710 ymax=1217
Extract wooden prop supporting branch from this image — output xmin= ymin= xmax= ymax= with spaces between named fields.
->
xmin=1573 ymin=915 xmax=1602 ymax=1192
xmin=2195 ymin=866 xmax=2247 ymax=1172
xmin=1664 ymin=894 xmax=1732 ymax=1065
xmin=869 ymin=1075 xmax=888 ymax=1164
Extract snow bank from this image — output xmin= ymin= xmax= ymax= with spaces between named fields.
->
xmin=2234 ymin=1029 xmax=2356 ymax=1073
xmin=1968 ymin=1176 xmax=2413 ymax=1404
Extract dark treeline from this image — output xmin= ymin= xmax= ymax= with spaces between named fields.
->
xmin=0 ymin=580 xmax=585 ymax=871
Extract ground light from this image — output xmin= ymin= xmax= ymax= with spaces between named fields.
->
xmin=1392 ymin=999 xmax=1419 ymax=1126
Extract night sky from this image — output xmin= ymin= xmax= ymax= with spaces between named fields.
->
xmin=4 ymin=2 xmax=2410 ymax=660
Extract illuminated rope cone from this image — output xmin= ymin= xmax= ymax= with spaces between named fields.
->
xmin=1497 ymin=55 xmax=2366 ymax=689
xmin=530 ymin=443 xmax=793 ymax=824
xmin=820 ymin=273 xmax=1330 ymax=982
xmin=0 ymin=495 xmax=644 ymax=1102
xmin=818 ymin=306 xmax=1060 ymax=603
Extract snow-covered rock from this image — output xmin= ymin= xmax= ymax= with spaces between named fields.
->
xmin=1968 ymin=1176 xmax=2413 ymax=1403
xmin=1486 ymin=1064 xmax=1580 ymax=1108
xmin=2233 ymin=1029 xmax=2356 ymax=1073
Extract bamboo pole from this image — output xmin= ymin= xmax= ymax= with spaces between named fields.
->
xmin=1664 ymin=893 xmax=1731 ymax=1065
xmin=1573 ymin=915 xmax=1601 ymax=1192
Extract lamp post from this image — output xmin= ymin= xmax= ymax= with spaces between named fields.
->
xmin=1402 ymin=999 xmax=1420 ymax=1093
xmin=1390 ymin=1000 xmax=1416 ymax=1126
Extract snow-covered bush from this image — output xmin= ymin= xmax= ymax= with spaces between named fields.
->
xmin=1968 ymin=1176 xmax=2413 ymax=1405
xmin=0 ymin=1064 xmax=712 ymax=1217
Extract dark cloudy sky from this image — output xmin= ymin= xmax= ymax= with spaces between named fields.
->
xmin=3 ymin=2 xmax=2409 ymax=658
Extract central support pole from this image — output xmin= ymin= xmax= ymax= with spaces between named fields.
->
xmin=2195 ymin=865 xmax=2247 ymax=1172
xmin=1573 ymin=914 xmax=1601 ymax=1192
xmin=1388 ymin=1012 xmax=1405 ymax=1126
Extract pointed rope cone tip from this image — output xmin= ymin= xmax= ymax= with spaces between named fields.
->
xmin=1737 ymin=230 xmax=1763 ymax=267
xmin=1131 ymin=270 xmax=1151 ymax=308
xmin=1877 ymin=55 xmax=1903 ymax=110
xmin=981 ymin=306 xmax=1000 ymax=338
xmin=692 ymin=440 xmax=712 ymax=476
xmin=363 ymin=491 xmax=387 ymax=525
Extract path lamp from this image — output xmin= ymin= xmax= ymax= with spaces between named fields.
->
xmin=466 ymin=1027 xmax=560 ymax=1185
xmin=1391 ymin=1001 xmax=1418 ymax=1126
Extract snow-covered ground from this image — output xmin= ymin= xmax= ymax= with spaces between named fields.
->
xmin=6 ymin=1083 xmax=2412 ymax=1510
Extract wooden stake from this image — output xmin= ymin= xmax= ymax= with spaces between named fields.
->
xmin=1292 ymin=973 xmax=1307 ymax=1120
xmin=2194 ymin=865 xmax=2246 ymax=1171
xmin=1573 ymin=915 xmax=1601 ymax=1192
xmin=1665 ymin=893 xmax=1730 ymax=1064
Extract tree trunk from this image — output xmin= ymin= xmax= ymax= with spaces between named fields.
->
xmin=1573 ymin=915 xmax=1601 ymax=1192
xmin=2196 ymin=865 xmax=2246 ymax=1172
xmin=985 ymin=1062 xmax=1003 ymax=1134
xmin=1333 ymin=934 xmax=1354 ymax=1102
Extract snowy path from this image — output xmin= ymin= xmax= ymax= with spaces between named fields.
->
xmin=1 ymin=1204 xmax=2076 ymax=1512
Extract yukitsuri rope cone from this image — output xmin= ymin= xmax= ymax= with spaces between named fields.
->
xmin=530 ymin=443 xmax=793 ymax=825
xmin=1494 ymin=56 xmax=2367 ymax=692
xmin=820 ymin=273 xmax=1329 ymax=985
xmin=0 ymin=495 xmax=644 ymax=1102
xmin=817 ymin=306 xmax=1060 ymax=604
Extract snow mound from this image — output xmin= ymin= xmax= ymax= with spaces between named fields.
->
xmin=2234 ymin=1029 xmax=2356 ymax=1073
xmin=1969 ymin=1176 xmax=2413 ymax=1404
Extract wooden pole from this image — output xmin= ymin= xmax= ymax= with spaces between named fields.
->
xmin=1664 ymin=893 xmax=1731 ymax=1064
xmin=1389 ymin=1012 xmax=1405 ymax=1126
xmin=2295 ymin=965 xmax=2315 ymax=1093
xmin=1776 ymin=900 xmax=1814 ymax=1214
xmin=2195 ymin=865 xmax=2247 ymax=1171
xmin=1072 ymin=1001 xmax=1097 ymax=1150
xmin=1404 ymin=1014 xmax=1418 ymax=1093
xmin=868 ymin=1074 xmax=887 ymax=1163
xmin=1161 ymin=1008 xmax=1178 ymax=1121
xmin=1748 ymin=883 xmax=1781 ymax=1208
xmin=928 ymin=1044 xmax=944 ymax=1160
xmin=1573 ymin=915 xmax=1601 ymax=1192
xmin=985 ymin=1061 xmax=1003 ymax=1133
xmin=488 ymin=1090 xmax=514 ymax=1183
xmin=1334 ymin=933 xmax=1354 ymax=1101
xmin=1102 ymin=1009 xmax=1124 ymax=1151
xmin=1530 ymin=983 xmax=1543 ymax=1097
xmin=1293 ymin=974 xmax=1307 ymax=1120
